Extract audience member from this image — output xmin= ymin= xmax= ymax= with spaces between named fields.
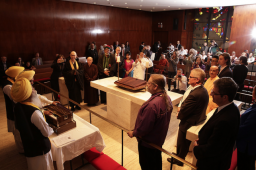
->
xmin=145 ymin=52 xmax=153 ymax=81
xmin=167 ymin=51 xmax=179 ymax=91
xmin=97 ymin=46 xmax=116 ymax=104
xmin=201 ymin=51 xmax=207 ymax=61
xmin=125 ymin=41 xmax=130 ymax=53
xmin=158 ymin=54 xmax=168 ymax=66
xmin=110 ymin=45 xmax=114 ymax=54
xmin=87 ymin=41 xmax=97 ymax=50
xmin=218 ymin=53 xmax=232 ymax=78
xmin=171 ymin=69 xmax=187 ymax=94
xmin=0 ymin=56 xmax=11 ymax=82
xmin=115 ymin=47 xmax=125 ymax=78
xmin=14 ymin=62 xmax=20 ymax=66
xmin=193 ymin=78 xmax=239 ymax=170
xmin=248 ymin=53 xmax=255 ymax=64
xmin=139 ymin=42 xmax=144 ymax=52
xmin=146 ymin=45 xmax=153 ymax=57
xmin=124 ymin=52 xmax=134 ymax=77
xmin=236 ymin=86 xmax=256 ymax=170
xmin=201 ymin=42 xmax=209 ymax=54
xmin=153 ymin=41 xmax=161 ymax=60
xmin=121 ymin=44 xmax=126 ymax=58
xmin=188 ymin=48 xmax=197 ymax=61
xmin=233 ymin=56 xmax=248 ymax=100
xmin=168 ymin=43 xmax=175 ymax=53
xmin=86 ymin=42 xmax=98 ymax=65
xmin=176 ymin=40 xmax=181 ymax=50
xmin=127 ymin=74 xmax=173 ymax=170
xmin=168 ymin=68 xmax=208 ymax=166
xmin=31 ymin=52 xmax=43 ymax=66
xmin=183 ymin=53 xmax=193 ymax=78
xmin=209 ymin=40 xmax=218 ymax=55
xmin=63 ymin=51 xmax=84 ymax=111
xmin=50 ymin=54 xmax=65 ymax=101
xmin=98 ymin=45 xmax=104 ymax=56
xmin=245 ymin=49 xmax=249 ymax=58
xmin=205 ymin=55 xmax=219 ymax=73
xmin=204 ymin=66 xmax=219 ymax=114
xmin=24 ymin=61 xmax=36 ymax=70
xmin=17 ymin=57 xmax=25 ymax=66
xmin=204 ymin=52 xmax=212 ymax=63
xmin=178 ymin=46 xmax=186 ymax=64
xmin=192 ymin=57 xmax=205 ymax=71
xmin=84 ymin=57 xmax=99 ymax=106
xmin=231 ymin=51 xmax=239 ymax=65
xmin=133 ymin=51 xmax=147 ymax=80
xmin=114 ymin=41 xmax=119 ymax=51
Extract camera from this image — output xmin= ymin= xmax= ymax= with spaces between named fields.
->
xmin=178 ymin=75 xmax=181 ymax=78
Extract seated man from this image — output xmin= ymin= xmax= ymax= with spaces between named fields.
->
xmin=154 ymin=54 xmax=168 ymax=74
xmin=204 ymin=66 xmax=219 ymax=114
xmin=31 ymin=52 xmax=43 ymax=66
xmin=171 ymin=68 xmax=187 ymax=94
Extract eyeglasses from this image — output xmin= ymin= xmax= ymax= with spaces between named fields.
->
xmin=189 ymin=76 xmax=198 ymax=79
xmin=147 ymin=82 xmax=157 ymax=86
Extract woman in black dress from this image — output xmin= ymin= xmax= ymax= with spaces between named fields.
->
xmin=50 ymin=54 xmax=65 ymax=101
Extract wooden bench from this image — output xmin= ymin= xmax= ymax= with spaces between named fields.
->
xmin=35 ymin=67 xmax=53 ymax=74
xmin=35 ymin=64 xmax=52 ymax=69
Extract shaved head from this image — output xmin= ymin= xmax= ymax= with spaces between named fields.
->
xmin=209 ymin=66 xmax=219 ymax=78
xmin=70 ymin=51 xmax=77 ymax=61
xmin=87 ymin=57 xmax=93 ymax=65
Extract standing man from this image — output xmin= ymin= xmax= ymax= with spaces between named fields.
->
xmin=63 ymin=51 xmax=84 ymax=111
xmin=201 ymin=42 xmax=209 ymax=54
xmin=121 ymin=43 xmax=126 ymax=58
xmin=11 ymin=78 xmax=54 ymax=170
xmin=168 ymin=68 xmax=209 ymax=166
xmin=204 ymin=66 xmax=219 ymax=114
xmin=218 ymin=53 xmax=232 ymax=78
xmin=97 ymin=46 xmax=116 ymax=104
xmin=139 ymin=42 xmax=145 ymax=52
xmin=31 ymin=52 xmax=43 ymax=66
xmin=86 ymin=42 xmax=98 ymax=65
xmin=127 ymin=74 xmax=173 ymax=170
xmin=114 ymin=41 xmax=119 ymax=51
xmin=115 ymin=47 xmax=125 ymax=78
xmin=176 ymin=40 xmax=181 ymax=50
xmin=193 ymin=78 xmax=240 ymax=170
xmin=209 ymin=40 xmax=218 ymax=55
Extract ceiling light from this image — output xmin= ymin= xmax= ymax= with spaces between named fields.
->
xmin=164 ymin=9 xmax=166 ymax=10
xmin=125 ymin=3 xmax=127 ymax=4
xmin=126 ymin=7 xmax=128 ymax=8
xmin=156 ymin=3 xmax=158 ymax=5
xmin=140 ymin=5 xmax=142 ymax=6
xmin=94 ymin=2 xmax=96 ymax=4
xmin=139 ymin=9 xmax=141 ymax=10
xmin=186 ymin=4 xmax=188 ymax=5
xmin=107 ymin=0 xmax=109 ymax=1
xmin=168 ymin=6 xmax=170 ymax=7
xmin=178 ymin=8 xmax=181 ymax=9
xmin=111 ymin=5 xmax=114 ymax=6
xmin=153 ymin=7 xmax=155 ymax=9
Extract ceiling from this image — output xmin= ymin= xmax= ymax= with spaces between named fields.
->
xmin=63 ymin=0 xmax=256 ymax=12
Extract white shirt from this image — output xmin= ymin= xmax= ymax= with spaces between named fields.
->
xmin=248 ymin=57 xmax=255 ymax=63
xmin=216 ymin=102 xmax=233 ymax=114
xmin=178 ymin=85 xmax=201 ymax=107
xmin=168 ymin=45 xmax=174 ymax=52
xmin=133 ymin=58 xmax=146 ymax=80
xmin=201 ymin=55 xmax=207 ymax=60
xmin=179 ymin=50 xmax=187 ymax=59
xmin=175 ymin=76 xmax=187 ymax=91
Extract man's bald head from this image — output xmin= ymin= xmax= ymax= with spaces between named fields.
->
xmin=70 ymin=51 xmax=77 ymax=61
xmin=209 ymin=66 xmax=219 ymax=79
xmin=87 ymin=57 xmax=93 ymax=65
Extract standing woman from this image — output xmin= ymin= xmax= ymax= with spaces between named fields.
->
xmin=192 ymin=57 xmax=205 ymax=71
xmin=63 ymin=51 xmax=84 ymax=111
xmin=124 ymin=52 xmax=134 ymax=77
xmin=167 ymin=51 xmax=179 ymax=91
xmin=125 ymin=41 xmax=130 ymax=53
xmin=84 ymin=57 xmax=99 ymax=106
xmin=50 ymin=54 xmax=65 ymax=101
xmin=183 ymin=52 xmax=193 ymax=78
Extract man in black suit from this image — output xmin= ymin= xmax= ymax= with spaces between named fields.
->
xmin=139 ymin=42 xmax=144 ymax=52
xmin=114 ymin=41 xmax=119 ymax=51
xmin=176 ymin=40 xmax=181 ymax=50
xmin=86 ymin=42 xmax=98 ymax=65
xmin=218 ymin=53 xmax=232 ymax=78
xmin=193 ymin=77 xmax=240 ymax=170
xmin=168 ymin=68 xmax=209 ymax=166
xmin=97 ymin=46 xmax=116 ymax=104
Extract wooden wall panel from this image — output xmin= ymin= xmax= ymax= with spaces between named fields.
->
xmin=228 ymin=4 xmax=256 ymax=55
xmin=0 ymin=0 xmax=152 ymax=64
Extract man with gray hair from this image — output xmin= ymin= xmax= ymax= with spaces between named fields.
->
xmin=168 ymin=68 xmax=209 ymax=166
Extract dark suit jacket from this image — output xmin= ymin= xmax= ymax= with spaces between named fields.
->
xmin=0 ymin=62 xmax=11 ymax=78
xmin=97 ymin=53 xmax=116 ymax=77
xmin=31 ymin=57 xmax=43 ymax=66
xmin=194 ymin=103 xmax=240 ymax=170
xmin=86 ymin=49 xmax=98 ymax=65
xmin=177 ymin=44 xmax=181 ymax=50
xmin=178 ymin=86 xmax=209 ymax=128
xmin=218 ymin=66 xmax=233 ymax=78
xmin=201 ymin=46 xmax=209 ymax=54
xmin=139 ymin=45 xmax=144 ymax=52
xmin=236 ymin=104 xmax=256 ymax=156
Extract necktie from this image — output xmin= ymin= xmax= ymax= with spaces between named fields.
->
xmin=38 ymin=59 xmax=40 ymax=65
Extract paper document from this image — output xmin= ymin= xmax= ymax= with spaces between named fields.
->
xmin=52 ymin=135 xmax=75 ymax=147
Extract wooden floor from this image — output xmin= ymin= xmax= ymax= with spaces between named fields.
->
xmin=0 ymin=87 xmax=194 ymax=170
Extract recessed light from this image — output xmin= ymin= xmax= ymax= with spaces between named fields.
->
xmin=153 ymin=7 xmax=155 ymax=9
xmin=139 ymin=9 xmax=141 ymax=10
xmin=107 ymin=0 xmax=109 ymax=1
xmin=140 ymin=5 xmax=142 ymax=6
xmin=168 ymin=6 xmax=170 ymax=7
xmin=126 ymin=7 xmax=128 ymax=8
xmin=156 ymin=3 xmax=158 ymax=5
xmin=141 ymin=0 xmax=143 ymax=1
xmin=164 ymin=9 xmax=166 ymax=10
xmin=186 ymin=4 xmax=188 ymax=5
xmin=125 ymin=3 xmax=127 ymax=4
xmin=178 ymin=8 xmax=181 ymax=9
xmin=111 ymin=5 xmax=114 ymax=6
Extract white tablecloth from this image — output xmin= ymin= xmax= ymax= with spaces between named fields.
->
xmin=49 ymin=114 xmax=105 ymax=170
